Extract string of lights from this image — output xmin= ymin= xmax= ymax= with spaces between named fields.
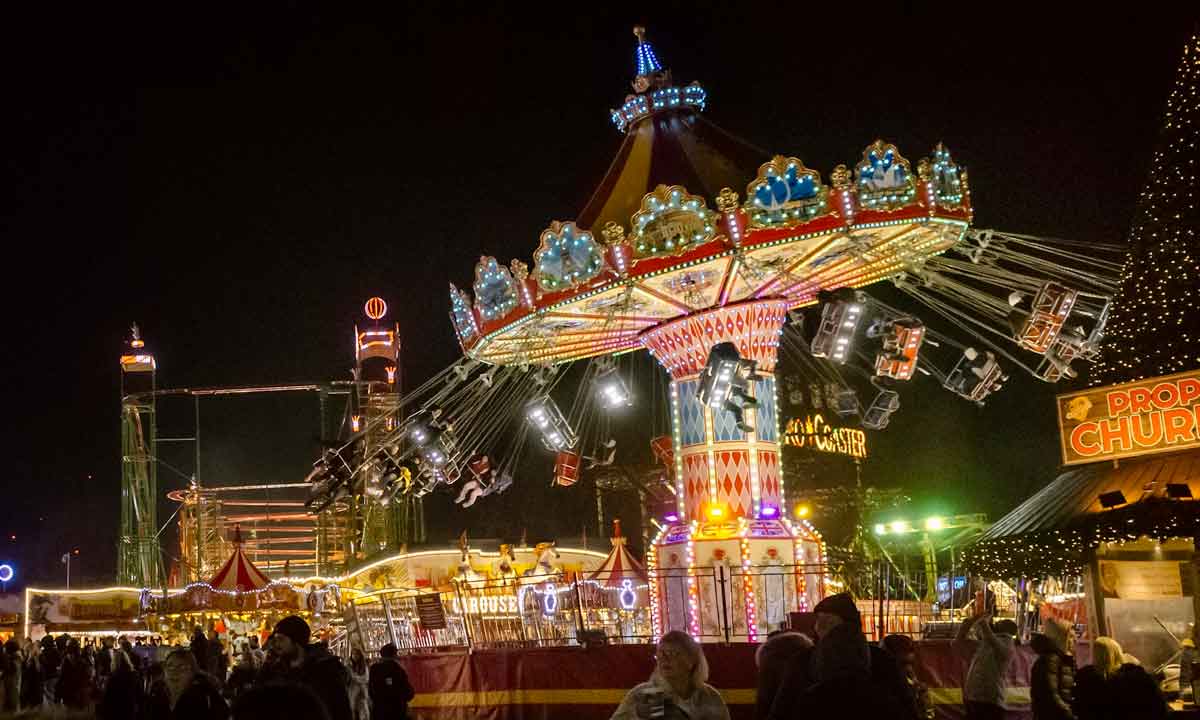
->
xmin=1092 ymin=30 xmax=1199 ymax=385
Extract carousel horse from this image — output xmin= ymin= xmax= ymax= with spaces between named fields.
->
xmin=522 ymin=542 xmax=563 ymax=582
xmin=452 ymin=550 xmax=485 ymax=586
xmin=491 ymin=544 xmax=520 ymax=587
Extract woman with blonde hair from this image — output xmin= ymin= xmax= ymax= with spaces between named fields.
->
xmin=611 ymin=631 xmax=729 ymax=720
xmin=1072 ymin=636 xmax=1121 ymax=720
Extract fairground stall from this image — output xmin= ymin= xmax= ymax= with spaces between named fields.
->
xmin=963 ymin=369 xmax=1200 ymax=670
xmin=144 ymin=529 xmax=315 ymax=645
xmin=24 ymin=586 xmax=150 ymax=642
xmin=336 ymin=540 xmax=609 ymax=653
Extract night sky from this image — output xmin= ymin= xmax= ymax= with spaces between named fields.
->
xmin=3 ymin=4 xmax=1194 ymax=586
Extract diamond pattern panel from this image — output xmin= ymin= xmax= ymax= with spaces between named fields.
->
xmin=755 ymin=377 xmax=778 ymax=442
xmin=712 ymin=405 xmax=745 ymax=442
xmin=640 ymin=300 xmax=788 ymax=378
xmin=713 ymin=450 xmax=752 ymax=517
xmin=757 ymin=450 xmax=782 ymax=509
xmin=677 ymin=380 xmax=706 ymax=447
xmin=682 ymin=452 xmax=710 ymax=520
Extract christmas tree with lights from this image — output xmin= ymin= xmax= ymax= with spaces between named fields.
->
xmin=1091 ymin=30 xmax=1200 ymax=386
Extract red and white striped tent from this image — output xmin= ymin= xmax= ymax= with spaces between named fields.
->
xmin=209 ymin=526 xmax=272 ymax=593
xmin=588 ymin=519 xmax=648 ymax=589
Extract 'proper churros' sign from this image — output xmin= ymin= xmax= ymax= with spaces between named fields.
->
xmin=1057 ymin=369 xmax=1200 ymax=466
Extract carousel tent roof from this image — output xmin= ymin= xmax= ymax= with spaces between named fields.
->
xmin=588 ymin=519 xmax=648 ymax=588
xmin=963 ymin=449 xmax=1200 ymax=577
xmin=979 ymin=449 xmax=1200 ymax=541
xmin=579 ymin=111 xmax=767 ymax=234
xmin=209 ymin=527 xmax=273 ymax=592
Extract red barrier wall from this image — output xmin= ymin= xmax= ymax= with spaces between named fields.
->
xmin=402 ymin=641 xmax=1039 ymax=719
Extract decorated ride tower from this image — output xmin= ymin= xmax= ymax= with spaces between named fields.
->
xmin=449 ymin=28 xmax=973 ymax=641
xmin=118 ymin=324 xmax=164 ymax=588
xmin=352 ymin=298 xmax=422 ymax=557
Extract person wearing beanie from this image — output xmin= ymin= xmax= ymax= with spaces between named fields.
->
xmin=369 ymin=643 xmax=415 ymax=720
xmin=806 ymin=592 xmax=916 ymax=715
xmin=261 ymin=616 xmax=352 ymax=720
xmin=812 ymin=592 xmax=861 ymax=637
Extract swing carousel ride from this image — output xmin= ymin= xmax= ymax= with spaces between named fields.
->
xmin=303 ymin=27 xmax=1123 ymax=643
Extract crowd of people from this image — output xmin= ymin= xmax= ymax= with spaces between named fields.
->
xmin=0 ymin=593 xmax=1177 ymax=719
xmin=0 ymin=616 xmax=413 ymax=720
xmin=612 ymin=593 xmax=1169 ymax=720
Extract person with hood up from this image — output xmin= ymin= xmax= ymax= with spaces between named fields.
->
xmin=1030 ymin=617 xmax=1076 ymax=720
xmin=261 ymin=615 xmax=352 ymax=720
xmin=610 ymin=630 xmax=729 ymax=720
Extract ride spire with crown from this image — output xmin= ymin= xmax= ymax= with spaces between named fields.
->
xmin=612 ymin=26 xmax=705 ymax=133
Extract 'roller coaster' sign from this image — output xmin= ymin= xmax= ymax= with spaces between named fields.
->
xmin=782 ymin=414 xmax=868 ymax=459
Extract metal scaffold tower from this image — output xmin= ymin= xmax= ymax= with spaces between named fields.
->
xmin=118 ymin=324 xmax=164 ymax=588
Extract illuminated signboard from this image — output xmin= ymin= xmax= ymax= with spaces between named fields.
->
xmin=782 ymin=414 xmax=868 ymax=459
xmin=450 ymin=594 xmax=520 ymax=617
xmin=1057 ymin=369 xmax=1200 ymax=466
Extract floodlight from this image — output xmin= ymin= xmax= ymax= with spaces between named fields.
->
xmin=1166 ymin=483 xmax=1193 ymax=499
xmin=596 ymin=369 xmax=633 ymax=409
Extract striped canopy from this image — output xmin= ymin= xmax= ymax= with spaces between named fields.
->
xmin=208 ymin=526 xmax=272 ymax=592
xmin=588 ymin=519 xmax=648 ymax=588
xmin=579 ymin=111 xmax=766 ymax=235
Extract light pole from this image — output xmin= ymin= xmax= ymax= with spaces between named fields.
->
xmin=61 ymin=552 xmax=72 ymax=589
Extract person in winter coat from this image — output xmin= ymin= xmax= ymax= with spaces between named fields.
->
xmin=826 ymin=594 xmax=913 ymax=718
xmin=368 ymin=644 xmax=414 ymax=720
xmin=610 ymin=630 xmax=730 ymax=720
xmin=261 ymin=616 xmax=352 ymax=720
xmin=57 ymin=640 xmax=96 ymax=711
xmin=883 ymin=633 xmax=934 ymax=720
xmin=0 ymin=639 xmax=22 ymax=712
xmin=20 ymin=638 xmax=42 ymax=709
xmin=792 ymin=619 xmax=910 ymax=717
xmin=1071 ymin=636 xmax=1121 ymax=720
xmin=1109 ymin=654 xmax=1167 ymax=720
xmin=234 ymin=682 xmax=330 ymax=720
xmin=141 ymin=663 xmax=172 ymax=720
xmin=347 ymin=648 xmax=370 ymax=720
xmin=190 ymin=628 xmax=210 ymax=676
xmin=1030 ymin=617 xmax=1076 ymax=720
xmin=99 ymin=649 xmax=142 ymax=720
xmin=206 ymin=631 xmax=227 ymax=687
xmin=754 ymin=631 xmax=814 ymax=720
xmin=39 ymin=635 xmax=61 ymax=706
xmin=163 ymin=648 xmax=228 ymax=720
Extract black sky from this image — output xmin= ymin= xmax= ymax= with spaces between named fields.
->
xmin=2 ymin=4 xmax=1194 ymax=585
